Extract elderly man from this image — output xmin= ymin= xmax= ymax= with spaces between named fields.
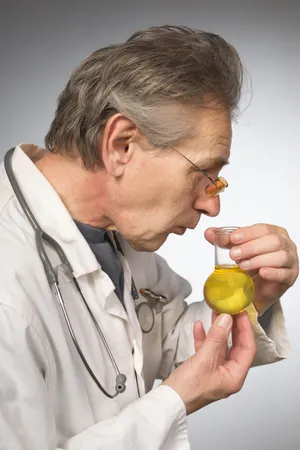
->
xmin=0 ymin=25 xmax=298 ymax=450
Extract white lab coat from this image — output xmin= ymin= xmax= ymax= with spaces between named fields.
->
xmin=0 ymin=145 xmax=291 ymax=450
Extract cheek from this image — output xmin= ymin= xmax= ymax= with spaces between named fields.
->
xmin=140 ymin=177 xmax=184 ymax=209
xmin=174 ymin=175 xmax=199 ymax=205
xmin=121 ymin=166 xmax=194 ymax=221
xmin=162 ymin=187 xmax=196 ymax=222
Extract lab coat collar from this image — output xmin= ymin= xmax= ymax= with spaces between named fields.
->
xmin=3 ymin=144 xmax=110 ymax=283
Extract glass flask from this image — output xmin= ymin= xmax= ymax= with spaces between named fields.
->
xmin=203 ymin=227 xmax=255 ymax=315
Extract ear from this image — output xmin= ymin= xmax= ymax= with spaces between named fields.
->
xmin=100 ymin=113 xmax=137 ymax=177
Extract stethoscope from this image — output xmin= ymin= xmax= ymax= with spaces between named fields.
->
xmin=4 ymin=147 xmax=171 ymax=399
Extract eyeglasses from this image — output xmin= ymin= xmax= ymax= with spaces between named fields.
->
xmin=170 ymin=145 xmax=228 ymax=197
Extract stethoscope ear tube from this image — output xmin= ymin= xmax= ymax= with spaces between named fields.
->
xmin=4 ymin=148 xmax=68 ymax=287
xmin=4 ymin=148 xmax=42 ymax=233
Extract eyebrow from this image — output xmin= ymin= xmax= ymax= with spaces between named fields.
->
xmin=199 ymin=156 xmax=230 ymax=171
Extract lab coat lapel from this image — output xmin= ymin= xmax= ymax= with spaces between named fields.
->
xmin=118 ymin=252 xmax=145 ymax=394
xmin=118 ymin=253 xmax=143 ymax=346
xmin=103 ymin=290 xmax=128 ymax=322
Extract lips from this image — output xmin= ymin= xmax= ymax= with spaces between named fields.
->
xmin=173 ymin=217 xmax=201 ymax=233
xmin=186 ymin=217 xmax=201 ymax=230
xmin=180 ymin=223 xmax=197 ymax=230
xmin=173 ymin=226 xmax=187 ymax=235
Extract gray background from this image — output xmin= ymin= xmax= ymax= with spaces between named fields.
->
xmin=1 ymin=1 xmax=299 ymax=449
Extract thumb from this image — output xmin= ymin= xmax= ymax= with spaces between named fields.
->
xmin=211 ymin=310 xmax=219 ymax=325
xmin=201 ymin=313 xmax=233 ymax=362
xmin=193 ymin=320 xmax=206 ymax=352
xmin=204 ymin=227 xmax=216 ymax=245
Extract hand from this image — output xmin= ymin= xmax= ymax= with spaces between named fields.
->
xmin=205 ymin=224 xmax=299 ymax=316
xmin=162 ymin=311 xmax=256 ymax=415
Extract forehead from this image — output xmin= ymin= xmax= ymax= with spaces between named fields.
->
xmin=187 ymin=107 xmax=232 ymax=168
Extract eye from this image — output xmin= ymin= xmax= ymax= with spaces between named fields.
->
xmin=189 ymin=170 xmax=204 ymax=189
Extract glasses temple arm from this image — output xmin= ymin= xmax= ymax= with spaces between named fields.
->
xmin=170 ymin=145 xmax=215 ymax=184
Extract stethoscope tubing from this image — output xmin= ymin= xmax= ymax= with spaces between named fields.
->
xmin=4 ymin=148 xmax=127 ymax=398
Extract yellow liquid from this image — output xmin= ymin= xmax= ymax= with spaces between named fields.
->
xmin=203 ymin=265 xmax=255 ymax=315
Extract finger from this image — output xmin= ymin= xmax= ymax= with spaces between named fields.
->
xmin=238 ymin=250 xmax=293 ymax=272
xmin=193 ymin=321 xmax=206 ymax=352
xmin=204 ymin=227 xmax=216 ymax=245
xmin=225 ymin=312 xmax=256 ymax=377
xmin=200 ymin=314 xmax=233 ymax=366
xmin=230 ymin=234 xmax=289 ymax=262
xmin=258 ymin=267 xmax=298 ymax=285
xmin=230 ymin=312 xmax=255 ymax=351
xmin=211 ymin=311 xmax=229 ymax=362
xmin=230 ymin=224 xmax=280 ymax=245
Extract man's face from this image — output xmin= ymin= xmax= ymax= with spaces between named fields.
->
xmin=107 ymin=107 xmax=232 ymax=251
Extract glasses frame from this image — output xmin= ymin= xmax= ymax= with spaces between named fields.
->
xmin=170 ymin=145 xmax=228 ymax=197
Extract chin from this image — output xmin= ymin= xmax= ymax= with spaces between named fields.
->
xmin=126 ymin=233 xmax=169 ymax=252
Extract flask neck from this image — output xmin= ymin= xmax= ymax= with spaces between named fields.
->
xmin=214 ymin=227 xmax=239 ymax=268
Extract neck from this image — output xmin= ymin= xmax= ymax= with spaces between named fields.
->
xmin=35 ymin=151 xmax=114 ymax=229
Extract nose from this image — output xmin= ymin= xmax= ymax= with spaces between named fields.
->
xmin=193 ymin=194 xmax=220 ymax=217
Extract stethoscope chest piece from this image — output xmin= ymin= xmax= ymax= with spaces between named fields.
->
xmin=136 ymin=302 xmax=155 ymax=334
xmin=137 ymin=288 xmax=170 ymax=334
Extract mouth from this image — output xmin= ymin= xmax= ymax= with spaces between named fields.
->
xmin=173 ymin=226 xmax=187 ymax=235
xmin=170 ymin=216 xmax=201 ymax=235
xmin=187 ymin=217 xmax=201 ymax=230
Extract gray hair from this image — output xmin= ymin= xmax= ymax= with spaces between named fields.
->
xmin=45 ymin=25 xmax=244 ymax=168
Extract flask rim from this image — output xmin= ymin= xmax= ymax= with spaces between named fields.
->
xmin=214 ymin=226 xmax=240 ymax=235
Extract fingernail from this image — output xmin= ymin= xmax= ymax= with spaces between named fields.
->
xmin=217 ymin=314 xmax=231 ymax=328
xmin=232 ymin=232 xmax=243 ymax=242
xmin=231 ymin=247 xmax=241 ymax=258
xmin=240 ymin=260 xmax=250 ymax=269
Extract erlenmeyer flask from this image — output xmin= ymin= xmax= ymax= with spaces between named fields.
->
xmin=203 ymin=227 xmax=255 ymax=315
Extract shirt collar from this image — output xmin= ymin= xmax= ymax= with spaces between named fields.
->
xmin=74 ymin=220 xmax=109 ymax=244
xmin=3 ymin=144 xmax=101 ymax=279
